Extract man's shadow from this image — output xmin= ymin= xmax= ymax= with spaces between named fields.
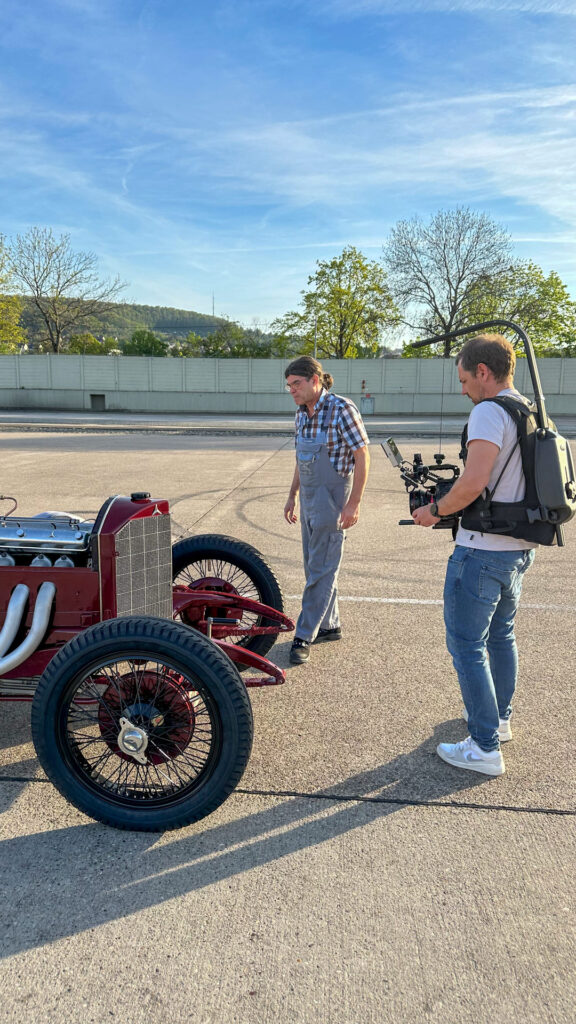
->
xmin=0 ymin=720 xmax=490 ymax=959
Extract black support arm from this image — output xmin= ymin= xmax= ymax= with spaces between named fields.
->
xmin=412 ymin=319 xmax=548 ymax=430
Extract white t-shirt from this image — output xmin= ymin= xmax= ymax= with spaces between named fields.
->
xmin=455 ymin=388 xmax=538 ymax=552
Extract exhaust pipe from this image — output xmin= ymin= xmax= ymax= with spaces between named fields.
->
xmin=0 ymin=584 xmax=30 ymax=658
xmin=0 ymin=582 xmax=56 ymax=676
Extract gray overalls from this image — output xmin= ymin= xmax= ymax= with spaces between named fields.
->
xmin=295 ymin=401 xmax=353 ymax=642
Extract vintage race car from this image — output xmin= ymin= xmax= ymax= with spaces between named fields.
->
xmin=0 ymin=492 xmax=294 ymax=831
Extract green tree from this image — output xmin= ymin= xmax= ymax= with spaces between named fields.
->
xmin=172 ymin=320 xmax=246 ymax=358
xmin=0 ymin=236 xmax=26 ymax=350
xmin=272 ymin=246 xmax=399 ymax=359
xmin=67 ymin=332 xmax=102 ymax=354
xmin=102 ymin=336 xmax=122 ymax=355
xmin=172 ymin=332 xmax=205 ymax=357
xmin=263 ymin=331 xmax=302 ymax=358
xmin=7 ymin=227 xmax=126 ymax=353
xmin=176 ymin=320 xmax=297 ymax=358
xmin=557 ymin=337 xmax=576 ymax=357
xmin=123 ymin=329 xmax=169 ymax=356
xmin=384 ymin=208 xmax=512 ymax=356
xmin=67 ymin=333 xmax=121 ymax=355
xmin=399 ymin=340 xmax=435 ymax=359
xmin=466 ymin=261 xmax=576 ymax=356
xmin=202 ymin=319 xmax=250 ymax=357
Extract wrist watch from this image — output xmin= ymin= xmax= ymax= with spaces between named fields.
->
xmin=429 ymin=501 xmax=442 ymax=518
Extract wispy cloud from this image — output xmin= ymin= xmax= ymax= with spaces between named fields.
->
xmin=169 ymin=84 xmax=576 ymax=224
xmin=324 ymin=0 xmax=576 ymax=14
xmin=3 ymin=77 xmax=575 ymax=310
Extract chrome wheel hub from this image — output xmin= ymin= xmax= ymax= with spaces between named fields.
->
xmin=117 ymin=716 xmax=149 ymax=764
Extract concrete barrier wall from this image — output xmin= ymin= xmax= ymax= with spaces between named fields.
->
xmin=1 ymin=355 xmax=575 ymax=416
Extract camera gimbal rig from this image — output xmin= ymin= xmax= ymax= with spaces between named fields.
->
xmin=381 ymin=437 xmax=461 ymax=530
xmin=382 ymin=318 xmax=566 ymax=544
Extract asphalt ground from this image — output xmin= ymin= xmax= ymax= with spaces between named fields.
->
xmin=0 ymin=427 xmax=574 ymax=1024
xmin=1 ymin=407 xmax=575 ymax=438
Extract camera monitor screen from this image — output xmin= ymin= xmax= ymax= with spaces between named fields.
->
xmin=381 ymin=438 xmax=404 ymax=468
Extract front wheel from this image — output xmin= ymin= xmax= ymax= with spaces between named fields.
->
xmin=172 ymin=534 xmax=284 ymax=662
xmin=31 ymin=617 xmax=253 ymax=831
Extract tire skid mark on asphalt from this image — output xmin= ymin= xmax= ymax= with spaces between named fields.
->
xmin=171 ymin=437 xmax=293 ymax=539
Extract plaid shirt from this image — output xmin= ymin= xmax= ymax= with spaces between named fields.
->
xmin=294 ymin=389 xmax=370 ymax=477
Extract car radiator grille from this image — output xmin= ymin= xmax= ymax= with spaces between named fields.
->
xmin=114 ymin=514 xmax=173 ymax=618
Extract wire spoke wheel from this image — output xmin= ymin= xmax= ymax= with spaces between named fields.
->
xmin=175 ymin=557 xmax=262 ymax=645
xmin=65 ymin=656 xmax=218 ymax=801
xmin=172 ymin=535 xmax=284 ymax=663
xmin=31 ymin=618 xmax=253 ymax=831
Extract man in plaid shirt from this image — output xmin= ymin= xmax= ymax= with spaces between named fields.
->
xmin=284 ymin=356 xmax=370 ymax=664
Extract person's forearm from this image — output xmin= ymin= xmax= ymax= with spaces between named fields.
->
xmin=284 ymin=464 xmax=300 ymax=524
xmin=349 ymin=447 xmax=370 ymax=505
xmin=288 ymin=465 xmax=300 ymax=498
xmin=436 ymin=468 xmax=488 ymax=515
xmin=413 ymin=439 xmax=498 ymax=528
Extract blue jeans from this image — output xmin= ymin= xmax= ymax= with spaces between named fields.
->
xmin=443 ymin=545 xmax=535 ymax=752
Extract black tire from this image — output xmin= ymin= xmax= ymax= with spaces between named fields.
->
xmin=172 ymin=534 xmax=284 ymax=663
xmin=31 ymin=617 xmax=253 ymax=832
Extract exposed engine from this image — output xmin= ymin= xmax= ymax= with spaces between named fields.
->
xmin=0 ymin=493 xmax=172 ymax=688
xmin=0 ymin=512 xmax=94 ymax=567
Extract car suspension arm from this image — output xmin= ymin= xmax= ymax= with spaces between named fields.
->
xmin=172 ymin=587 xmax=295 ymax=636
xmin=214 ymin=640 xmax=287 ymax=687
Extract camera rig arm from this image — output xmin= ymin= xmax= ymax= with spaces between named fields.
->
xmin=413 ymin=319 xmax=549 ymax=431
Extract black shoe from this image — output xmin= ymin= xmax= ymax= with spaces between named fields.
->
xmin=289 ymin=638 xmax=311 ymax=664
xmin=313 ymin=627 xmax=342 ymax=644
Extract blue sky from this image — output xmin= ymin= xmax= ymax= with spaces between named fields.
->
xmin=1 ymin=0 xmax=575 ymax=327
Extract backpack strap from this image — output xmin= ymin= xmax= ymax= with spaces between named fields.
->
xmin=482 ymin=396 xmax=538 ymax=489
xmin=460 ymin=396 xmax=527 ymax=519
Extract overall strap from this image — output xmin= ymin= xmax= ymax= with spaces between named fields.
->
xmin=319 ymin=394 xmax=333 ymax=434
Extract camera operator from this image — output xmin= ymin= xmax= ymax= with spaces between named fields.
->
xmin=412 ymin=333 xmax=536 ymax=776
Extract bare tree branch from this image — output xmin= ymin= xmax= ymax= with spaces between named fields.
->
xmin=383 ymin=208 xmax=512 ymax=356
xmin=8 ymin=227 xmax=127 ymax=353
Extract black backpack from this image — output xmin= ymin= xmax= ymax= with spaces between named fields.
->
xmin=460 ymin=396 xmax=576 ymax=546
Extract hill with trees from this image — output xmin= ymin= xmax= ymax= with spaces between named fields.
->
xmin=19 ymin=297 xmax=227 ymax=349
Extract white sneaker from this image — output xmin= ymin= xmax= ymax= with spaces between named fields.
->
xmin=462 ymin=707 xmax=512 ymax=742
xmin=437 ymin=736 xmax=505 ymax=776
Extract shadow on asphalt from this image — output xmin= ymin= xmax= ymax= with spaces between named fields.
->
xmin=0 ymin=722 xmax=486 ymax=959
xmin=0 ymin=707 xmax=37 ymax=816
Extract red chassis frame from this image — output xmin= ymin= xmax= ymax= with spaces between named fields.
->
xmin=0 ymin=495 xmax=294 ymax=699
